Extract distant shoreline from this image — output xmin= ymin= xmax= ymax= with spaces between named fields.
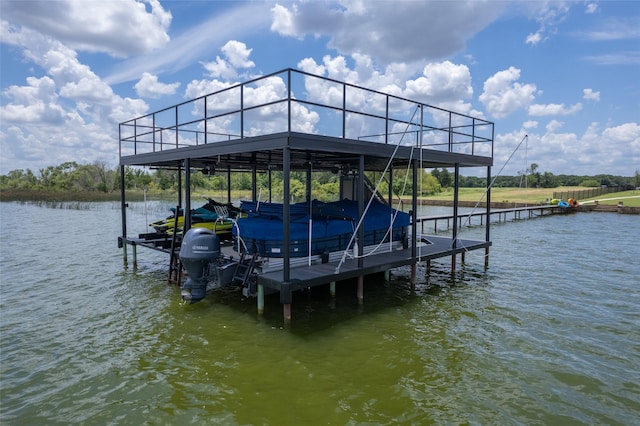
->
xmin=2 ymin=188 xmax=638 ymax=214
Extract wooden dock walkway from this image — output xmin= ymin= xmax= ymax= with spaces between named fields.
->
xmin=416 ymin=204 xmax=560 ymax=233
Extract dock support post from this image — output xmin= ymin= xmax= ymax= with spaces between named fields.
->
xmin=384 ymin=270 xmax=390 ymax=283
xmin=485 ymin=165 xmax=491 ymax=270
xmin=257 ymin=284 xmax=264 ymax=315
xmin=132 ymin=243 xmax=137 ymax=269
xmin=451 ymin=253 xmax=457 ymax=274
xmin=280 ymin=282 xmax=292 ymax=324
xmin=484 ymin=247 xmax=490 ymax=270
xmin=119 ymin=163 xmax=128 ymax=268
xmin=330 ymin=281 xmax=336 ymax=297
xmin=357 ymin=276 xmax=364 ymax=304
xmin=426 ymin=259 xmax=431 ymax=275
xmin=461 ymin=251 xmax=465 ymax=265
xmin=410 ymin=264 xmax=416 ymax=291
xmin=283 ymin=304 xmax=292 ymax=325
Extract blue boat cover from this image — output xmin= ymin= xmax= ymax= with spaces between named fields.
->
xmin=233 ymin=199 xmax=409 ymax=256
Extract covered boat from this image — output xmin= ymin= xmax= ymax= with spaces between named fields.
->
xmin=233 ymin=198 xmax=410 ymax=258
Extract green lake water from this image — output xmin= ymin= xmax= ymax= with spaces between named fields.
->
xmin=1 ymin=201 xmax=638 ymax=424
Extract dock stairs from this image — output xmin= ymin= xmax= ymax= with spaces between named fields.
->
xmin=233 ymin=251 xmax=258 ymax=289
xmin=168 ymin=208 xmax=183 ymax=285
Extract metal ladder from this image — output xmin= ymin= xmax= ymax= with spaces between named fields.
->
xmin=168 ymin=205 xmax=182 ymax=285
xmin=232 ymin=251 xmax=257 ymax=286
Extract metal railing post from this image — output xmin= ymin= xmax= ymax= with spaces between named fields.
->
xmin=287 ymin=69 xmax=292 ymax=134
xmin=240 ymin=85 xmax=244 ymax=138
xmin=342 ymin=83 xmax=347 ymax=139
xmin=175 ymin=107 xmax=179 ymax=148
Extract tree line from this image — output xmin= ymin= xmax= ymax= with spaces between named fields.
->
xmin=1 ymin=162 xmax=638 ymax=200
xmin=431 ymin=163 xmax=639 ymax=189
xmin=0 ymin=161 xmax=442 ymax=200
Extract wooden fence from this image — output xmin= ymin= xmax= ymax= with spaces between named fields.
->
xmin=553 ymin=186 xmax=621 ymax=200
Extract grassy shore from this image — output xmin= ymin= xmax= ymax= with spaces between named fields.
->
xmin=579 ymin=190 xmax=640 ymax=207
xmin=427 ymin=186 xmax=567 ymax=204
xmin=424 ymin=187 xmax=640 ymax=207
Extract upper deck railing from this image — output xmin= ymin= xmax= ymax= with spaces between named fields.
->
xmin=119 ymin=68 xmax=494 ymax=160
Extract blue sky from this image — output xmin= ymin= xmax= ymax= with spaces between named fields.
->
xmin=1 ymin=0 xmax=639 ymax=177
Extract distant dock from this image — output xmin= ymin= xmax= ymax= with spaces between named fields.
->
xmin=416 ymin=204 xmax=562 ymax=233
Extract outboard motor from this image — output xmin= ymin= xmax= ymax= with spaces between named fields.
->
xmin=179 ymin=228 xmax=221 ymax=303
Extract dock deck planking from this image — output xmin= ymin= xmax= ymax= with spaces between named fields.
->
xmin=257 ymin=236 xmax=490 ymax=292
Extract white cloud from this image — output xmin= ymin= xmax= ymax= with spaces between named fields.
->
xmin=405 ymin=61 xmax=473 ymax=102
xmin=602 ymin=122 xmax=640 ymax=152
xmin=296 ymin=54 xmax=475 ymax=115
xmin=1 ymin=76 xmax=66 ymax=124
xmin=1 ymin=0 xmax=171 ymax=57
xmin=525 ymin=31 xmax=543 ymax=45
xmin=221 ymin=41 xmax=255 ymax=69
xmin=528 ymin=102 xmax=582 ymax=116
xmin=523 ymin=1 xmax=571 ymax=45
xmin=479 ymin=67 xmax=537 ymax=119
xmin=583 ymin=88 xmax=600 ymax=101
xmin=104 ymin=3 xmax=271 ymax=85
xmin=493 ymin=121 xmax=640 ymax=176
xmin=585 ymin=3 xmax=598 ymax=14
xmin=270 ymin=3 xmax=299 ymax=38
xmin=523 ymin=120 xmax=538 ymax=129
xmin=296 ymin=54 xmax=479 ymax=143
xmin=184 ymin=79 xmax=233 ymax=102
xmin=270 ymin=1 xmax=506 ymax=64
xmin=578 ymin=17 xmax=640 ymax=41
xmin=202 ymin=41 xmax=256 ymax=80
xmin=60 ymin=79 xmax=112 ymax=104
xmin=0 ymin=22 xmax=149 ymax=174
xmin=202 ymin=57 xmax=238 ymax=80
xmin=583 ymin=51 xmax=640 ymax=65
xmin=545 ymin=119 xmax=564 ymax=133
xmin=183 ymin=60 xmax=320 ymax=138
xmin=134 ymin=72 xmax=180 ymax=98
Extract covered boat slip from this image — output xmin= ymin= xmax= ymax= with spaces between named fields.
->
xmin=118 ymin=68 xmax=495 ymax=321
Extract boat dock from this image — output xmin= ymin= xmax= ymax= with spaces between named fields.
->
xmin=417 ymin=204 xmax=562 ymax=233
xmin=118 ymin=68 xmax=496 ymax=323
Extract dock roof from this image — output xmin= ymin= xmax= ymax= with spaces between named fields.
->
xmin=119 ymin=68 xmax=494 ymax=172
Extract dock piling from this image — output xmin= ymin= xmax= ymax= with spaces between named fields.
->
xmin=257 ymin=284 xmax=264 ymax=315
xmin=132 ymin=243 xmax=137 ymax=269
xmin=283 ymin=304 xmax=291 ymax=325
xmin=410 ymin=264 xmax=416 ymax=291
xmin=357 ymin=276 xmax=364 ymax=304
xmin=484 ymin=247 xmax=490 ymax=270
